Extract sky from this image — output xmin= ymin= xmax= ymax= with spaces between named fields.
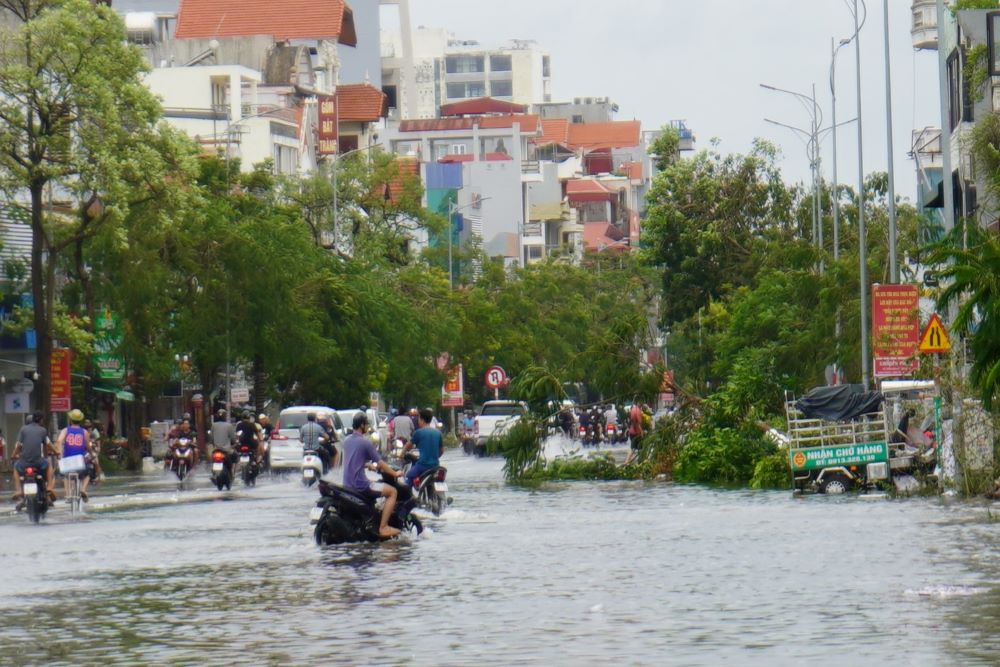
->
xmin=389 ymin=0 xmax=941 ymax=200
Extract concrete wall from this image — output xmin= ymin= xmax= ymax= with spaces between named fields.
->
xmin=461 ymin=160 xmax=523 ymax=259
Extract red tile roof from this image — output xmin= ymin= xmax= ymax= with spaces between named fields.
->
xmin=398 ymin=115 xmax=540 ymax=134
xmin=175 ymin=0 xmax=358 ymax=44
xmin=387 ymin=157 xmax=420 ymax=204
xmin=583 ymin=223 xmax=627 ymax=251
xmin=537 ymin=118 xmax=570 ymax=147
xmin=535 ymin=119 xmax=642 ymax=151
xmin=440 ymin=97 xmax=527 ymax=117
xmin=566 ymin=178 xmax=613 ymax=196
xmin=335 ymin=83 xmax=387 ymax=122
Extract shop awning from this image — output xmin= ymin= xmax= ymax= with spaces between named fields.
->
xmin=93 ymin=384 xmax=135 ymax=401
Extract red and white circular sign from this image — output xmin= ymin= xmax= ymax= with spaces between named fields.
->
xmin=484 ymin=366 xmax=508 ymax=389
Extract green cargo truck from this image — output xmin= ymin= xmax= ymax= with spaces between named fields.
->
xmin=786 ymin=381 xmax=940 ymax=494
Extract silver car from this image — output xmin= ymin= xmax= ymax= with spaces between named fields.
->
xmin=269 ymin=406 xmax=343 ymax=471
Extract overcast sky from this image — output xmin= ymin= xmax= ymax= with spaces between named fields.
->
xmin=391 ymin=0 xmax=940 ymax=199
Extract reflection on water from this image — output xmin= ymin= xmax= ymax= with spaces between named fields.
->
xmin=0 ymin=457 xmax=999 ymax=665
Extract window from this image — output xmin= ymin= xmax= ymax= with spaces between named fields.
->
xmin=491 ymin=80 xmax=513 ymax=97
xmin=490 ymin=54 xmax=512 ymax=72
xmin=446 ymin=82 xmax=466 ymax=99
xmin=948 ymin=51 xmax=961 ymax=130
xmin=382 ymin=85 xmax=398 ymax=109
xmin=542 ymin=55 xmax=551 ymax=78
xmin=445 ymin=55 xmax=484 ymax=74
xmin=572 ymin=114 xmax=584 ymax=124
xmin=339 ymin=135 xmax=359 ymax=154
xmin=990 ymin=12 xmax=1000 ymax=74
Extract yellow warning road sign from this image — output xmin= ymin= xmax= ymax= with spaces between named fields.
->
xmin=919 ymin=314 xmax=951 ymax=354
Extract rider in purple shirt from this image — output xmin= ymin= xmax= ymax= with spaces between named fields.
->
xmin=341 ymin=412 xmax=403 ymax=538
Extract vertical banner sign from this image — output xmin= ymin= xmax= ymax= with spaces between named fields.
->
xmin=50 ymin=347 xmax=72 ymax=412
xmin=317 ymin=95 xmax=338 ymax=156
xmin=872 ymin=284 xmax=920 ymax=378
xmin=94 ymin=308 xmax=125 ymax=382
xmin=442 ymin=364 xmax=464 ymax=408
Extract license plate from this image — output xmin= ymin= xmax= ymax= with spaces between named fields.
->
xmin=303 ymin=468 xmax=315 ymax=478
xmin=240 ymin=456 xmax=250 ymax=463
xmin=23 ymin=483 xmax=38 ymax=495
xmin=212 ymin=463 xmax=223 ymax=472
xmin=309 ymin=506 xmax=324 ymax=524
xmin=434 ymin=483 xmax=447 ymax=493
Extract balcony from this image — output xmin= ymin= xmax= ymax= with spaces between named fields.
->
xmin=911 ymin=0 xmax=937 ymax=51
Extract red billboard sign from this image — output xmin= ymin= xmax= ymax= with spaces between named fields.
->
xmin=50 ymin=347 xmax=72 ymax=412
xmin=317 ymin=95 xmax=338 ymax=156
xmin=442 ymin=364 xmax=464 ymax=408
xmin=872 ymin=284 xmax=920 ymax=378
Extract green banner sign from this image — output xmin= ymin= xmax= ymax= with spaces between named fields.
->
xmin=94 ymin=308 xmax=125 ymax=382
xmin=789 ymin=442 xmax=889 ymax=472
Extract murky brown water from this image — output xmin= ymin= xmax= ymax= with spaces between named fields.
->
xmin=1 ymin=454 xmax=998 ymax=666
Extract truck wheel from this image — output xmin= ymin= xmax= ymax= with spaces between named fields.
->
xmin=819 ymin=473 xmax=853 ymax=495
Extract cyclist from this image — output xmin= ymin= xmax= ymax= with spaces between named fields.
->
xmin=56 ymin=409 xmax=97 ymax=501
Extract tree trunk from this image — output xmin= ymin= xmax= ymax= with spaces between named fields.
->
xmin=74 ymin=235 xmax=97 ymax=412
xmin=29 ymin=181 xmax=52 ymax=421
xmin=253 ymin=354 xmax=267 ymax=414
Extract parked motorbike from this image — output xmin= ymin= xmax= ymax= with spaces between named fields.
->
xmin=17 ymin=465 xmax=49 ymax=524
xmin=209 ymin=449 xmax=233 ymax=491
xmin=311 ymin=472 xmax=423 ymax=545
xmin=239 ymin=445 xmax=259 ymax=487
xmin=169 ymin=437 xmax=196 ymax=482
xmin=301 ymin=449 xmax=325 ymax=487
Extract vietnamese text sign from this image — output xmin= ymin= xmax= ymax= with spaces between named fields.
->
xmin=230 ymin=387 xmax=250 ymax=403
xmin=442 ymin=364 xmax=464 ymax=408
xmin=50 ymin=347 xmax=71 ymax=412
xmin=317 ymin=96 xmax=338 ymax=156
xmin=789 ymin=442 xmax=889 ymax=472
xmin=872 ymin=284 xmax=920 ymax=378
xmin=94 ymin=308 xmax=125 ymax=381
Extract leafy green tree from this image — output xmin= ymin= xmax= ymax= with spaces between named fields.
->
xmin=0 ymin=0 xmax=178 ymax=414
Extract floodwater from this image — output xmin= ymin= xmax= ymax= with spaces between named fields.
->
xmin=1 ymin=452 xmax=1000 ymax=666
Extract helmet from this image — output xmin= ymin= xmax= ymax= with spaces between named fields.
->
xmin=390 ymin=408 xmax=399 ymax=417
xmin=68 ymin=408 xmax=84 ymax=424
xmin=257 ymin=413 xmax=267 ymax=421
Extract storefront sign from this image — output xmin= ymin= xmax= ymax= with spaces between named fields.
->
xmin=50 ymin=347 xmax=71 ymax=412
xmin=94 ymin=308 xmax=125 ymax=381
xmin=317 ymin=95 xmax=338 ymax=156
xmin=5 ymin=392 xmax=29 ymax=413
xmin=442 ymin=364 xmax=464 ymax=408
xmin=872 ymin=284 xmax=920 ymax=378
xmin=789 ymin=442 xmax=889 ymax=472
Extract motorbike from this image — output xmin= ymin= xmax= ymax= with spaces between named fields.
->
xmin=578 ymin=424 xmax=589 ymax=446
xmin=17 ymin=464 xmax=49 ymax=524
xmin=302 ymin=448 xmax=325 ymax=487
xmin=238 ymin=445 xmax=260 ymax=487
xmin=310 ymin=471 xmax=423 ymax=545
xmin=209 ymin=448 xmax=233 ymax=491
xmin=606 ymin=422 xmax=619 ymax=443
xmin=411 ymin=464 xmax=450 ymax=516
xmin=169 ymin=437 xmax=196 ymax=482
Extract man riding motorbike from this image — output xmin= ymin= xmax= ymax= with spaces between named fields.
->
xmin=10 ymin=411 xmax=55 ymax=505
xmin=301 ymin=412 xmax=337 ymax=473
xmin=342 ymin=412 xmax=402 ymax=539
xmin=235 ymin=412 xmax=262 ymax=466
xmin=391 ymin=408 xmax=414 ymax=445
xmin=166 ymin=419 xmax=199 ymax=470
xmin=405 ymin=408 xmax=444 ymax=487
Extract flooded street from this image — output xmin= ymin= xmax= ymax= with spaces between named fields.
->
xmin=2 ymin=453 xmax=1000 ymax=666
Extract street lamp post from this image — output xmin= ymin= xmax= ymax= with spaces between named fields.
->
xmin=830 ymin=37 xmax=853 ymax=263
xmin=882 ymin=0 xmax=898 ymax=283
xmin=850 ymin=0 xmax=871 ymax=390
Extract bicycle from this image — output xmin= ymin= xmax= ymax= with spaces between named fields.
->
xmin=66 ymin=472 xmax=82 ymax=515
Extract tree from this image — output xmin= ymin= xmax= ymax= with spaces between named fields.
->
xmin=0 ymin=0 xmax=176 ymax=415
xmin=640 ymin=140 xmax=796 ymax=325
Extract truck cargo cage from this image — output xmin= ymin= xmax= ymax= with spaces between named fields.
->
xmin=784 ymin=390 xmax=889 ymax=449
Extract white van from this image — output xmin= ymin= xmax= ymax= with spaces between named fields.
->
xmin=270 ymin=406 xmax=343 ymax=471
